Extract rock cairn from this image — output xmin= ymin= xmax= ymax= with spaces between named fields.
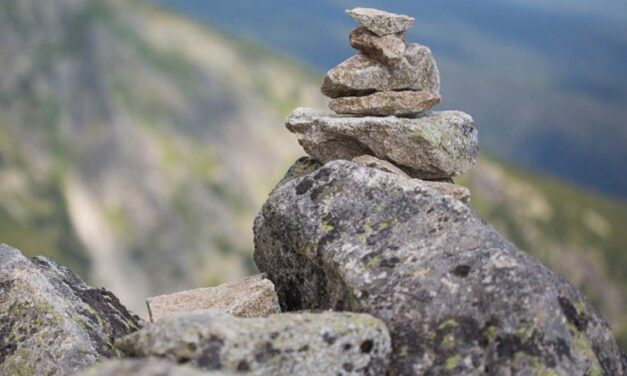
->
xmin=288 ymin=8 xmax=478 ymax=195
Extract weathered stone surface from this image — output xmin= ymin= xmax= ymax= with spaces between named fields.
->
xmin=253 ymin=160 xmax=625 ymax=375
xmin=146 ymin=274 xmax=280 ymax=322
xmin=116 ymin=311 xmax=391 ymax=375
xmin=0 ymin=244 xmax=141 ymax=375
xmin=423 ymin=180 xmax=472 ymax=203
xmin=346 ymin=8 xmax=414 ymax=36
xmin=329 ymin=90 xmax=441 ymax=117
xmin=349 ymin=27 xmax=405 ymax=64
xmin=321 ymin=45 xmax=440 ymax=98
xmin=286 ymin=107 xmax=478 ymax=179
xmin=79 ymin=358 xmax=228 ymax=376
xmin=352 ymin=155 xmax=410 ymax=177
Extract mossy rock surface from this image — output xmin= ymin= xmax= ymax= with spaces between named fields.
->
xmin=0 ymin=244 xmax=141 ymax=375
xmin=254 ymin=160 xmax=625 ymax=375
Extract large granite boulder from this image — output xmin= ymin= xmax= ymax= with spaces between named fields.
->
xmin=116 ymin=310 xmax=390 ymax=375
xmin=286 ymin=107 xmax=478 ymax=179
xmin=0 ymin=244 xmax=141 ymax=375
xmin=146 ymin=274 xmax=280 ymax=322
xmin=253 ymin=160 xmax=625 ymax=375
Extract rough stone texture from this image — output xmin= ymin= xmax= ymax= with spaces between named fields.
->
xmin=78 ymin=358 xmax=228 ymax=376
xmin=422 ymin=180 xmax=472 ymax=204
xmin=286 ymin=107 xmax=478 ymax=179
xmin=0 ymin=244 xmax=141 ymax=375
xmin=253 ymin=161 xmax=625 ymax=375
xmin=329 ymin=90 xmax=441 ymax=117
xmin=349 ymin=27 xmax=405 ymax=64
xmin=116 ymin=311 xmax=391 ymax=376
xmin=346 ymin=8 xmax=414 ymax=36
xmin=146 ymin=274 xmax=280 ymax=322
xmin=352 ymin=155 xmax=410 ymax=177
xmin=321 ymin=44 xmax=440 ymax=99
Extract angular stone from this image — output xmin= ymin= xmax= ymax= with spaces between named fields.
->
xmin=405 ymin=43 xmax=441 ymax=95
xmin=346 ymin=8 xmax=414 ymax=36
xmin=352 ymin=155 xmax=410 ymax=177
xmin=0 ymin=244 xmax=141 ymax=375
xmin=78 ymin=358 xmax=228 ymax=376
xmin=286 ymin=107 xmax=478 ymax=179
xmin=329 ymin=90 xmax=441 ymax=117
xmin=321 ymin=45 xmax=440 ymax=98
xmin=116 ymin=311 xmax=391 ymax=375
xmin=146 ymin=274 xmax=280 ymax=322
xmin=349 ymin=27 xmax=405 ymax=64
xmin=253 ymin=160 xmax=625 ymax=375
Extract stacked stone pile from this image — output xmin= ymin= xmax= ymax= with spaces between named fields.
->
xmin=288 ymin=8 xmax=478 ymax=198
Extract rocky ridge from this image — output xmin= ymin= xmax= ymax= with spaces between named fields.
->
xmin=0 ymin=6 xmax=625 ymax=376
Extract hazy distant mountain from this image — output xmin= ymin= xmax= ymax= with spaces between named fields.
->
xmin=156 ymin=0 xmax=627 ymax=199
xmin=0 ymin=0 xmax=625 ymax=347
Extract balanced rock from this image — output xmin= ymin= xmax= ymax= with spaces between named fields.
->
xmin=146 ymin=274 xmax=280 ymax=322
xmin=116 ymin=311 xmax=391 ymax=375
xmin=78 ymin=358 xmax=229 ymax=376
xmin=321 ymin=45 xmax=440 ymax=99
xmin=346 ymin=8 xmax=414 ymax=36
xmin=253 ymin=160 xmax=625 ymax=375
xmin=349 ymin=27 xmax=406 ymax=64
xmin=0 ymin=244 xmax=141 ymax=375
xmin=286 ymin=107 xmax=478 ymax=179
xmin=329 ymin=90 xmax=441 ymax=117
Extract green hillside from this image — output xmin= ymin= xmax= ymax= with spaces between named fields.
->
xmin=0 ymin=0 xmax=624 ymax=347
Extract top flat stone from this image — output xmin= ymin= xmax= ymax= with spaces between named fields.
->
xmin=346 ymin=8 xmax=415 ymax=36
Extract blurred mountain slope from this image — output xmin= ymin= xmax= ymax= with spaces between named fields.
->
xmin=0 ymin=0 xmax=625 ymax=347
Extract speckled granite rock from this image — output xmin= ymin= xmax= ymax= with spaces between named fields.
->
xmin=78 ymin=358 xmax=229 ymax=376
xmin=286 ymin=107 xmax=477 ymax=179
xmin=146 ymin=274 xmax=280 ymax=322
xmin=0 ymin=244 xmax=141 ymax=375
xmin=253 ymin=160 xmax=625 ymax=375
xmin=329 ymin=90 xmax=441 ymax=117
xmin=352 ymin=155 xmax=410 ymax=177
xmin=349 ymin=27 xmax=405 ymax=64
xmin=116 ymin=311 xmax=391 ymax=376
xmin=346 ymin=8 xmax=414 ymax=36
xmin=321 ymin=45 xmax=439 ymax=99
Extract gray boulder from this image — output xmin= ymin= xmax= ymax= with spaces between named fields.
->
xmin=346 ymin=8 xmax=415 ymax=36
xmin=0 ymin=244 xmax=141 ymax=375
xmin=349 ymin=27 xmax=406 ymax=64
xmin=321 ymin=44 xmax=439 ymax=98
xmin=253 ymin=160 xmax=625 ymax=375
xmin=116 ymin=310 xmax=391 ymax=375
xmin=329 ymin=90 xmax=441 ymax=117
xmin=78 ymin=358 xmax=229 ymax=376
xmin=286 ymin=107 xmax=478 ymax=179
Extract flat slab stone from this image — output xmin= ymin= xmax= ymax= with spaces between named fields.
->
xmin=78 ymin=358 xmax=228 ymax=376
xmin=116 ymin=311 xmax=391 ymax=375
xmin=329 ymin=90 xmax=441 ymax=117
xmin=286 ymin=107 xmax=478 ymax=179
xmin=0 ymin=244 xmax=141 ymax=375
xmin=346 ymin=8 xmax=414 ymax=36
xmin=253 ymin=160 xmax=625 ymax=375
xmin=321 ymin=45 xmax=439 ymax=98
xmin=146 ymin=274 xmax=280 ymax=322
xmin=349 ymin=27 xmax=405 ymax=64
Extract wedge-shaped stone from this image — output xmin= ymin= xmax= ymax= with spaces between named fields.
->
xmin=0 ymin=244 xmax=141 ymax=376
xmin=286 ymin=107 xmax=477 ymax=179
xmin=146 ymin=274 xmax=280 ymax=322
xmin=321 ymin=44 xmax=439 ymax=98
xmin=329 ymin=90 xmax=441 ymax=117
xmin=116 ymin=311 xmax=391 ymax=375
xmin=254 ymin=160 xmax=625 ymax=375
xmin=349 ymin=27 xmax=405 ymax=64
xmin=346 ymin=8 xmax=414 ymax=36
